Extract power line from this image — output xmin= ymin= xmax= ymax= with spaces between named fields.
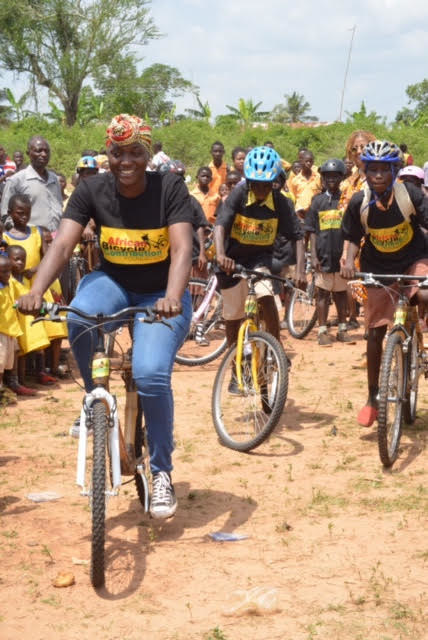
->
xmin=338 ymin=25 xmax=357 ymax=122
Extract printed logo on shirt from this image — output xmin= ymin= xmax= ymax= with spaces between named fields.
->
xmin=318 ymin=209 xmax=343 ymax=231
xmin=368 ymin=220 xmax=413 ymax=253
xmin=230 ymin=214 xmax=278 ymax=246
xmin=100 ymin=226 xmax=169 ymax=264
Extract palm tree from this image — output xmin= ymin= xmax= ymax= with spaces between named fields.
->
xmin=185 ymin=95 xmax=212 ymax=122
xmin=225 ymin=98 xmax=269 ymax=127
xmin=3 ymin=88 xmax=35 ymax=121
xmin=271 ymin=92 xmax=318 ymax=123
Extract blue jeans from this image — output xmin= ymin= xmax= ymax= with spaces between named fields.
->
xmin=67 ymin=270 xmax=191 ymax=474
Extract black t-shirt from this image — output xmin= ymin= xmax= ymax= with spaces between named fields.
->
xmin=215 ymin=183 xmax=303 ymax=269
xmin=63 ymin=171 xmax=193 ymax=293
xmin=341 ymin=182 xmax=428 ymax=273
xmin=305 ymin=191 xmax=344 ymax=272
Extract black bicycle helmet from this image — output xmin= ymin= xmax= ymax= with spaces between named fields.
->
xmin=360 ymin=140 xmax=401 ymax=165
xmin=319 ymin=159 xmax=346 ymax=175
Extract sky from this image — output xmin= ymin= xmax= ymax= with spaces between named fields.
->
xmin=3 ymin=0 xmax=428 ymax=124
xmin=139 ymin=0 xmax=428 ymax=123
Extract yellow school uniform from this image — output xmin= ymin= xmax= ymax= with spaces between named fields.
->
xmin=0 ymin=282 xmax=22 ymax=339
xmin=8 ymin=277 xmax=50 ymax=355
xmin=4 ymin=226 xmax=42 ymax=271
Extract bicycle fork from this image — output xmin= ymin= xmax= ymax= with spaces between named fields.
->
xmin=76 ymin=387 xmax=121 ymax=499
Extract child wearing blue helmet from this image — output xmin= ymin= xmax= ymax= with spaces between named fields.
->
xmin=214 ymin=146 xmax=305 ymax=388
xmin=341 ymin=140 xmax=428 ymax=427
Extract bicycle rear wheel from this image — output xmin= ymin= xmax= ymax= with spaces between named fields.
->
xmin=377 ymin=332 xmax=406 ymax=467
xmin=287 ymin=277 xmax=317 ymax=339
xmin=403 ymin=327 xmax=420 ymax=425
xmin=90 ymin=400 xmax=108 ymax=588
xmin=175 ymin=277 xmax=227 ymax=366
xmin=212 ymin=330 xmax=288 ymax=451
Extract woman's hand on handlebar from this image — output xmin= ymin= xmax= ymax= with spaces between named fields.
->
xmin=16 ymin=291 xmax=44 ymax=316
xmin=155 ymin=296 xmax=182 ymax=318
xmin=216 ymin=253 xmax=235 ymax=275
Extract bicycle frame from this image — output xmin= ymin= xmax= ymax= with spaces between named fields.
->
xmin=192 ymin=273 xmax=218 ymax=324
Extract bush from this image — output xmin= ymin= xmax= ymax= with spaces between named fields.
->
xmin=1 ymin=117 xmax=426 ymax=180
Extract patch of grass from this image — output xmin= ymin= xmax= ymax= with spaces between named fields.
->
xmin=41 ymin=595 xmax=61 ymax=608
xmin=307 ymin=488 xmax=349 ymax=517
xmin=359 ymin=485 xmax=427 ymax=513
xmin=204 ymin=628 xmax=228 ymax=640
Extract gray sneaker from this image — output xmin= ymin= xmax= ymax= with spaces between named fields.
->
xmin=150 ymin=471 xmax=177 ymax=519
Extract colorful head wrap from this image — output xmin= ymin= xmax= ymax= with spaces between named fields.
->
xmin=106 ymin=114 xmax=152 ymax=153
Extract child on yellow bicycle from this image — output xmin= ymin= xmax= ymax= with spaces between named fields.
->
xmin=341 ymin=140 xmax=428 ymax=427
xmin=214 ymin=146 xmax=305 ymax=392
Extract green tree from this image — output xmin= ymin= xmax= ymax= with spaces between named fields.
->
xmin=94 ymin=60 xmax=196 ymax=125
xmin=395 ymin=78 xmax=428 ymax=126
xmin=346 ymin=101 xmax=385 ymax=127
xmin=2 ymin=87 xmax=35 ymax=121
xmin=185 ymin=95 xmax=212 ymax=122
xmin=225 ymin=98 xmax=268 ymax=127
xmin=0 ymin=0 xmax=160 ymax=126
xmin=271 ymin=91 xmax=318 ymax=123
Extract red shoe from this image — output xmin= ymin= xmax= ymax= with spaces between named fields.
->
xmin=37 ymin=372 xmax=57 ymax=385
xmin=8 ymin=384 xmax=38 ymax=396
xmin=357 ymin=405 xmax=378 ymax=427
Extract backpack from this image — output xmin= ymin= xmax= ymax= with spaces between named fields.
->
xmin=360 ymin=181 xmax=415 ymax=234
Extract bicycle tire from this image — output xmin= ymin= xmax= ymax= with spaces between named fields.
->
xmin=175 ymin=277 xmax=227 ymax=366
xmin=134 ymin=399 xmax=150 ymax=508
xmin=212 ymin=330 xmax=288 ymax=451
xmin=90 ymin=400 xmax=108 ymax=588
xmin=403 ymin=327 xmax=420 ymax=424
xmin=287 ymin=278 xmax=317 ymax=339
xmin=377 ymin=332 xmax=406 ymax=467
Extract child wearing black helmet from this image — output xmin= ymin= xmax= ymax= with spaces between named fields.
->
xmin=305 ymin=159 xmax=353 ymax=346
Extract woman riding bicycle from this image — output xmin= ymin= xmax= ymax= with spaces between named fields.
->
xmin=341 ymin=140 xmax=428 ymax=427
xmin=17 ymin=114 xmax=194 ymax=520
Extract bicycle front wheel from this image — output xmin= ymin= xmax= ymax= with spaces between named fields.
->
xmin=212 ymin=330 xmax=288 ymax=451
xmin=377 ymin=332 xmax=406 ymax=467
xmin=403 ymin=327 xmax=420 ymax=425
xmin=287 ymin=278 xmax=317 ymax=339
xmin=90 ymin=400 xmax=108 ymax=588
xmin=175 ymin=277 xmax=227 ymax=366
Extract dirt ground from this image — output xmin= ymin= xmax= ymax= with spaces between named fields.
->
xmin=0 ymin=323 xmax=427 ymax=640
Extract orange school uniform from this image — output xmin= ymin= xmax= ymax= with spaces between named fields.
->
xmin=190 ymin=185 xmax=221 ymax=225
xmin=208 ymin=161 xmax=228 ymax=197
xmin=288 ymin=169 xmax=321 ymax=213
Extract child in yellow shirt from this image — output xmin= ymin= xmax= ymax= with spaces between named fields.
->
xmin=0 ymin=253 xmax=36 ymax=399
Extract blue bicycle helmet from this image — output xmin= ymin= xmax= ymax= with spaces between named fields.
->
xmin=244 ymin=146 xmax=282 ymax=181
xmin=360 ymin=140 xmax=401 ymax=166
xmin=76 ymin=155 xmax=98 ymax=171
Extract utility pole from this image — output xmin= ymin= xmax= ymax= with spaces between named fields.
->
xmin=338 ymin=25 xmax=356 ymax=122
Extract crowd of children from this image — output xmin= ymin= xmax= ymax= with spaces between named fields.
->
xmin=1 ymin=131 xmax=427 ymax=425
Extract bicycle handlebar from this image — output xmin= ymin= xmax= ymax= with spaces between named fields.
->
xmin=232 ymin=264 xmax=294 ymax=288
xmin=32 ymin=302 xmax=171 ymax=328
xmin=354 ymin=271 xmax=428 ymax=287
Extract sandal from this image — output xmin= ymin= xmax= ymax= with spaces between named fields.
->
xmin=37 ymin=372 xmax=57 ymax=385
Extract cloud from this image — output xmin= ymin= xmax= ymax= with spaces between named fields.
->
xmin=143 ymin=0 xmax=428 ymax=122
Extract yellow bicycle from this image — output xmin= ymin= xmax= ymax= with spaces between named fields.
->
xmin=211 ymin=266 xmax=289 ymax=451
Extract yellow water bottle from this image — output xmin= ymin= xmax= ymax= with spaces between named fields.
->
xmin=394 ymin=299 xmax=407 ymax=326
